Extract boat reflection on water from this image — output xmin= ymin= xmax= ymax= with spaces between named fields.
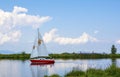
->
xmin=31 ymin=62 xmax=54 ymax=66
xmin=30 ymin=63 xmax=54 ymax=77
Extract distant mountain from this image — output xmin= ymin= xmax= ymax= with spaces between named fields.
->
xmin=0 ymin=50 xmax=16 ymax=54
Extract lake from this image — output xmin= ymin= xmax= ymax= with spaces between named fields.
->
xmin=0 ymin=59 xmax=120 ymax=77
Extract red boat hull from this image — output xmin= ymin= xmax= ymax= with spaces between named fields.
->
xmin=31 ymin=62 xmax=54 ymax=66
xmin=30 ymin=59 xmax=55 ymax=64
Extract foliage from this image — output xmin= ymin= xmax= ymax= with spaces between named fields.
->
xmin=21 ymin=51 xmax=26 ymax=55
xmin=111 ymin=45 xmax=117 ymax=54
xmin=0 ymin=54 xmax=30 ymax=60
xmin=0 ymin=53 xmax=120 ymax=60
xmin=49 ymin=74 xmax=61 ymax=77
xmin=65 ymin=70 xmax=85 ymax=77
xmin=64 ymin=65 xmax=120 ymax=77
xmin=86 ymin=69 xmax=105 ymax=77
xmin=44 ymin=74 xmax=61 ymax=77
xmin=49 ymin=53 xmax=120 ymax=59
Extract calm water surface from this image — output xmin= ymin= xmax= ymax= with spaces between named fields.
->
xmin=0 ymin=59 xmax=120 ymax=77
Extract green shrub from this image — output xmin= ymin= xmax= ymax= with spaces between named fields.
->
xmin=65 ymin=70 xmax=85 ymax=77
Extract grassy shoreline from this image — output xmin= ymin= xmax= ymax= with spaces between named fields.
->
xmin=49 ymin=53 xmax=120 ymax=59
xmin=46 ymin=64 xmax=120 ymax=77
xmin=0 ymin=54 xmax=30 ymax=60
xmin=0 ymin=53 xmax=120 ymax=59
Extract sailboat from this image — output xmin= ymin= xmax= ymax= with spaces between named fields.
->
xmin=30 ymin=29 xmax=55 ymax=64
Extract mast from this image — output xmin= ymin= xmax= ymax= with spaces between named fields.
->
xmin=38 ymin=28 xmax=42 ymax=45
xmin=38 ymin=28 xmax=40 ymax=41
xmin=37 ymin=28 xmax=40 ymax=58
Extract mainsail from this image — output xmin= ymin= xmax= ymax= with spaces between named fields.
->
xmin=30 ymin=29 xmax=48 ymax=58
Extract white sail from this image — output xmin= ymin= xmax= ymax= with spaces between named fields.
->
xmin=30 ymin=29 xmax=48 ymax=58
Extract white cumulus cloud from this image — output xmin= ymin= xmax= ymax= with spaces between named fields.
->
xmin=116 ymin=40 xmax=120 ymax=44
xmin=43 ymin=28 xmax=98 ymax=45
xmin=43 ymin=28 xmax=57 ymax=43
xmin=0 ymin=30 xmax=21 ymax=44
xmin=0 ymin=6 xmax=51 ymax=44
xmin=13 ymin=6 xmax=28 ymax=14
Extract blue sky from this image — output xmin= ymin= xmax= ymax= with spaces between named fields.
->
xmin=0 ymin=0 xmax=120 ymax=53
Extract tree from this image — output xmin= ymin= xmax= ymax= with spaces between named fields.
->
xmin=111 ymin=45 xmax=117 ymax=54
xmin=21 ymin=51 xmax=26 ymax=55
